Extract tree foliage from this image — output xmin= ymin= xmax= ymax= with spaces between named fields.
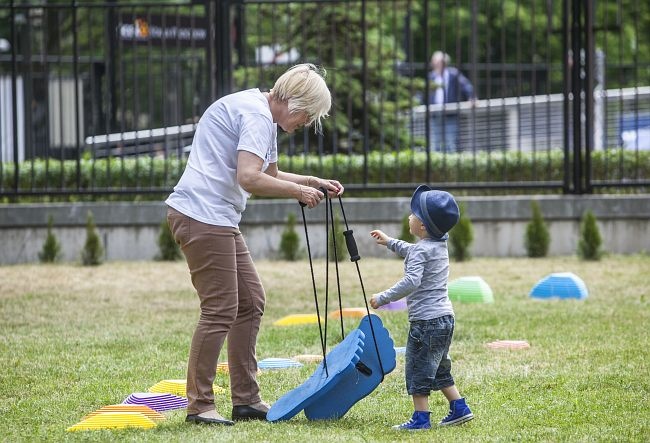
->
xmin=525 ymin=201 xmax=550 ymax=258
xmin=279 ymin=212 xmax=301 ymax=261
xmin=157 ymin=219 xmax=181 ymax=261
xmin=328 ymin=213 xmax=346 ymax=262
xmin=399 ymin=214 xmax=415 ymax=244
xmin=38 ymin=215 xmax=62 ymax=263
xmin=81 ymin=211 xmax=103 ymax=266
xmin=578 ymin=210 xmax=603 ymax=261
xmin=449 ymin=202 xmax=473 ymax=262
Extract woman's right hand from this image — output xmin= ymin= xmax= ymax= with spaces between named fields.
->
xmin=370 ymin=229 xmax=389 ymax=246
xmin=298 ymin=185 xmax=324 ymax=208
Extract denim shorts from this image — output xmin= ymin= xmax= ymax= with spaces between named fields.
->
xmin=405 ymin=315 xmax=455 ymax=395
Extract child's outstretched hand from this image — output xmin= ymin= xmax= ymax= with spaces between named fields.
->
xmin=370 ymin=294 xmax=381 ymax=309
xmin=370 ymin=229 xmax=389 ymax=246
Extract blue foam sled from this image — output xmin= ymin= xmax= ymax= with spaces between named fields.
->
xmin=266 ymin=329 xmax=365 ymax=422
xmin=303 ymin=314 xmax=396 ymax=420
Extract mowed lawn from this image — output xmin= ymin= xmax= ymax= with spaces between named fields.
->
xmin=0 ymin=255 xmax=648 ymax=442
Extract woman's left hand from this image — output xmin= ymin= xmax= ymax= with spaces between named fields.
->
xmin=309 ymin=176 xmax=344 ymax=197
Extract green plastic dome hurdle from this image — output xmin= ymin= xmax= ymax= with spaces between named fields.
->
xmin=448 ymin=276 xmax=494 ymax=303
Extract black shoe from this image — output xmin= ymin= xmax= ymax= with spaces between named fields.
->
xmin=186 ymin=414 xmax=235 ymax=426
xmin=231 ymin=405 xmax=268 ymax=421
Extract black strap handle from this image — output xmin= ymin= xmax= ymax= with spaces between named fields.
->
xmin=343 ymin=230 xmax=360 ymax=262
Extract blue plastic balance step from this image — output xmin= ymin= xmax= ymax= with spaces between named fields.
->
xmin=529 ymin=272 xmax=589 ymax=300
xmin=266 ymin=314 xmax=396 ymax=422
xmin=266 ymin=329 xmax=365 ymax=422
xmin=304 ymin=314 xmax=396 ymax=420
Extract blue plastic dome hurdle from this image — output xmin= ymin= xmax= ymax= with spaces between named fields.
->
xmin=529 ymin=272 xmax=588 ymax=300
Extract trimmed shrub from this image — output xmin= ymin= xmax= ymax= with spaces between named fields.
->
xmin=399 ymin=214 xmax=416 ymax=243
xmin=38 ymin=215 xmax=61 ymax=263
xmin=578 ymin=210 xmax=603 ymax=260
xmin=81 ymin=211 xmax=103 ymax=266
xmin=328 ymin=214 xmax=346 ymax=262
xmin=279 ymin=212 xmax=301 ymax=261
xmin=525 ymin=201 xmax=550 ymax=257
xmin=157 ymin=219 xmax=181 ymax=261
xmin=449 ymin=203 xmax=473 ymax=262
xmin=3 ymin=148 xmax=648 ymax=201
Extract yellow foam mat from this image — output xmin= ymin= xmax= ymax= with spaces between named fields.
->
xmin=273 ymin=314 xmax=323 ymax=326
xmin=328 ymin=308 xmax=369 ymax=319
xmin=216 ymin=362 xmax=260 ymax=376
xmin=67 ymin=411 xmax=157 ymax=431
xmin=83 ymin=405 xmax=164 ymax=422
xmin=148 ymin=379 xmax=187 ymax=397
xmin=149 ymin=379 xmax=226 ymax=396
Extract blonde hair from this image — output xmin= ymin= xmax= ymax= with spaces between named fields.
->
xmin=270 ymin=63 xmax=331 ymax=134
xmin=431 ymin=51 xmax=451 ymax=66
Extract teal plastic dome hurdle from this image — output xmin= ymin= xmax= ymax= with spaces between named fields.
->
xmin=529 ymin=272 xmax=588 ymax=300
xmin=448 ymin=276 xmax=494 ymax=303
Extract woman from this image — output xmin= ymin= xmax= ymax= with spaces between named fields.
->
xmin=166 ymin=64 xmax=343 ymax=425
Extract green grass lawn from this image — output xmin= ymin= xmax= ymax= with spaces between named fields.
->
xmin=1 ymin=255 xmax=649 ymax=442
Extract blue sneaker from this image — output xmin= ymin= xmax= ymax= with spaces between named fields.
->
xmin=392 ymin=411 xmax=431 ymax=430
xmin=439 ymin=398 xmax=474 ymax=426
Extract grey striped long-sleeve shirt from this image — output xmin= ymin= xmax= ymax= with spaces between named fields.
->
xmin=376 ymin=237 xmax=454 ymax=321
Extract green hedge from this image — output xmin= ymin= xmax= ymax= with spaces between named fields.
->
xmin=1 ymin=149 xmax=647 ymax=201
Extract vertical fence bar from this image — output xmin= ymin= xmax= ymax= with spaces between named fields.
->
xmin=601 ymin=1 xmax=610 ymax=180
xmin=56 ymin=8 xmax=64 ymax=189
xmin=423 ymin=0 xmax=430 ymax=182
xmin=406 ymin=0 xmax=414 ymax=182
xmin=500 ymin=0 xmax=507 ymax=183
xmin=571 ymin=0 xmax=582 ymax=194
xmin=107 ymin=0 xmax=117 ymax=133
xmin=616 ymin=0 xmax=623 ymax=181
xmin=215 ymin=0 xmax=232 ymax=98
xmin=484 ymin=0 xmax=493 ymax=178
xmin=147 ymin=7 xmax=154 ymax=188
xmin=361 ymin=0 xmax=369 ymax=185
xmin=10 ymin=0 xmax=19 ymax=194
xmin=72 ymin=0 xmax=81 ymax=191
xmin=632 ymin=0 xmax=640 ymax=180
xmin=584 ymin=0 xmax=594 ymax=192
xmin=530 ymin=0 xmax=537 ymax=182
xmin=562 ymin=0 xmax=571 ymax=193
xmin=44 ymin=5 xmax=51 ymax=191
xmin=545 ymin=1 xmax=552 ymax=181
xmin=88 ymin=4 xmax=97 ymax=191
xmin=131 ymin=6 xmax=140 ymax=188
xmin=515 ymin=0 xmax=522 ymax=177
xmin=24 ymin=7 xmax=33 ymax=189
xmin=330 ymin=1 xmax=338 ymax=178
xmin=206 ymin=0 xmax=216 ymax=101
xmin=470 ymin=0 xmax=477 ymax=158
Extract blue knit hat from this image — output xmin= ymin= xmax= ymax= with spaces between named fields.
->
xmin=410 ymin=185 xmax=460 ymax=239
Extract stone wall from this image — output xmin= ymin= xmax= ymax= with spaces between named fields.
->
xmin=0 ymin=195 xmax=648 ymax=264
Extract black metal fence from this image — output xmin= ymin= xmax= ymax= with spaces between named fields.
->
xmin=0 ymin=0 xmax=648 ymax=199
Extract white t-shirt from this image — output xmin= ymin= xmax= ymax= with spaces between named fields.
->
xmin=432 ymin=69 xmax=449 ymax=104
xmin=165 ymin=88 xmax=278 ymax=227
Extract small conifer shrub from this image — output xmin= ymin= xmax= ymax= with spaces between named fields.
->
xmin=81 ymin=211 xmax=104 ymax=266
xmin=399 ymin=214 xmax=416 ymax=243
xmin=525 ymin=201 xmax=550 ymax=258
xmin=157 ymin=219 xmax=181 ymax=261
xmin=328 ymin=214 xmax=346 ymax=262
xmin=39 ymin=215 xmax=61 ymax=263
xmin=578 ymin=210 xmax=602 ymax=260
xmin=279 ymin=212 xmax=301 ymax=261
xmin=449 ymin=203 xmax=473 ymax=262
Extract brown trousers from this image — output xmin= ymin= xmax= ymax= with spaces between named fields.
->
xmin=167 ymin=207 xmax=266 ymax=415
